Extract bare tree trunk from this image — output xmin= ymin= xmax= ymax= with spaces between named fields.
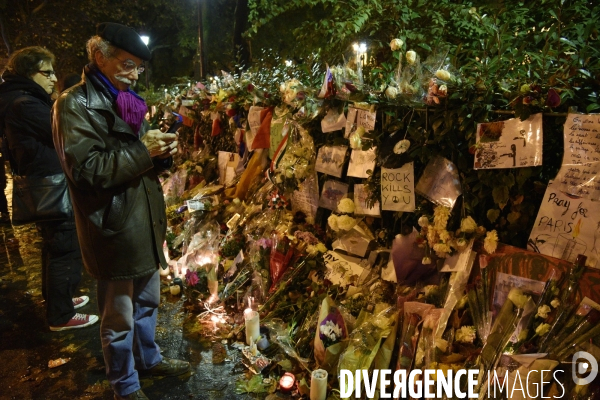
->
xmin=233 ymin=0 xmax=249 ymax=70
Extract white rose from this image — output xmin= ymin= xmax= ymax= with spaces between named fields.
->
xmin=316 ymin=243 xmax=327 ymax=253
xmin=536 ymin=304 xmax=551 ymax=319
xmin=285 ymin=168 xmax=294 ymax=178
xmin=418 ymin=216 xmax=429 ymax=228
xmin=337 ymin=198 xmax=356 ymax=214
xmin=337 ymin=215 xmax=357 ymax=231
xmin=349 ymin=132 xmax=362 ymax=149
xmin=328 ymin=215 xmax=339 ymax=231
xmin=385 ymin=86 xmax=398 ymax=99
xmin=551 ymin=298 xmax=560 ymax=308
xmin=390 ymin=38 xmax=404 ymax=51
xmin=393 ymin=139 xmax=411 ymax=154
xmin=455 ymin=326 xmax=476 ymax=344
xmin=435 ymin=69 xmax=452 ymax=81
xmin=406 ymin=50 xmax=417 ymax=65
xmin=484 ymin=230 xmax=498 ymax=254
xmin=507 ymin=288 xmax=529 ymax=309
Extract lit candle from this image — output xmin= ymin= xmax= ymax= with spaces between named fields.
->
xmin=169 ymin=285 xmax=181 ymax=295
xmin=279 ymin=372 xmax=296 ymax=393
xmin=244 ymin=310 xmax=260 ymax=345
xmin=310 ymin=369 xmax=328 ymax=400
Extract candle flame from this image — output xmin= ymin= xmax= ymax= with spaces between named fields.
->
xmin=573 ymin=218 xmax=582 ymax=238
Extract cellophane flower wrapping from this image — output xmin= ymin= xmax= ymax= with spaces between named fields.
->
xmin=269 ymin=233 xmax=295 ymax=293
xmin=394 ymin=302 xmax=434 ymax=377
xmin=392 ymin=228 xmax=439 ymax=285
xmin=272 ymin=122 xmax=315 ymax=195
xmin=330 ymin=64 xmax=360 ymax=101
xmin=314 ymin=296 xmax=348 ymax=374
xmin=337 ymin=306 xmax=395 ymax=397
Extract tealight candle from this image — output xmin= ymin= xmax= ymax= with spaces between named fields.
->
xmin=310 ymin=369 xmax=328 ymax=400
xmin=279 ymin=372 xmax=295 ymax=393
xmin=169 ymin=285 xmax=181 ymax=295
xmin=244 ymin=310 xmax=260 ymax=345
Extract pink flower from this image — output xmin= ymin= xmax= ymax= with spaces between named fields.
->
xmin=546 ymin=88 xmax=560 ymax=108
xmin=185 ymin=270 xmax=199 ymax=287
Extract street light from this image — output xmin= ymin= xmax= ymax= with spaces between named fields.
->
xmin=139 ymin=35 xmax=150 ymax=90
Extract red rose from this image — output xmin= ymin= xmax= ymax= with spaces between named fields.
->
xmin=247 ymin=84 xmax=255 ymax=92
xmin=226 ymin=108 xmax=237 ymax=117
xmin=546 ymin=88 xmax=561 ymax=108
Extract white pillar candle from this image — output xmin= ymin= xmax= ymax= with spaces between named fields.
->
xmin=169 ymin=285 xmax=181 ymax=295
xmin=244 ymin=310 xmax=260 ymax=345
xmin=310 ymin=369 xmax=328 ymax=400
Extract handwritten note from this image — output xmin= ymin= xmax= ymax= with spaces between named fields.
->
xmin=347 ymin=147 xmax=377 ymax=178
xmin=381 ymin=163 xmax=415 ymax=212
xmin=354 ymin=184 xmax=380 ymax=216
xmin=357 ymin=109 xmax=376 ymax=131
xmin=474 ymin=113 xmax=543 ymax=169
xmin=555 ymin=113 xmax=600 ymax=200
xmin=345 ymin=107 xmax=358 ymax=138
xmin=315 ymin=145 xmax=347 ymax=178
xmin=218 ymin=151 xmax=240 ymax=185
xmin=319 ymin=180 xmax=349 ymax=211
xmin=323 ymin=250 xmax=367 ymax=286
xmin=528 ymin=180 xmax=600 ymax=268
xmin=321 ymin=108 xmax=347 ymax=133
xmin=246 ymin=106 xmax=264 ymax=151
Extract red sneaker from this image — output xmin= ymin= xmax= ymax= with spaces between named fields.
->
xmin=50 ymin=313 xmax=99 ymax=331
xmin=72 ymin=296 xmax=89 ymax=309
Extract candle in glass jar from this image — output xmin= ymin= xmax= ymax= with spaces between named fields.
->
xmin=310 ymin=369 xmax=328 ymax=400
xmin=279 ymin=372 xmax=295 ymax=393
xmin=244 ymin=310 xmax=260 ymax=345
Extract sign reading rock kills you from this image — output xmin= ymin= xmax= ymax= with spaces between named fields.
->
xmin=381 ymin=162 xmax=415 ymax=212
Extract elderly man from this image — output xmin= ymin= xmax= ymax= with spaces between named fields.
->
xmin=52 ymin=23 xmax=189 ymax=400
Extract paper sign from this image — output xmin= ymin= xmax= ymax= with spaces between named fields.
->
xmin=527 ymin=180 xmax=600 ymax=268
xmin=347 ymin=147 xmax=377 ymax=178
xmin=181 ymin=99 xmax=195 ymax=107
xmin=315 ymin=145 xmax=347 ymax=178
xmin=218 ymin=151 xmax=241 ymax=185
xmin=474 ymin=113 xmax=543 ymax=169
xmin=415 ymin=156 xmax=462 ymax=209
xmin=332 ymin=222 xmax=374 ymax=258
xmin=292 ymin=173 xmax=319 ymax=220
xmin=321 ymin=108 xmax=347 ymax=133
xmin=345 ymin=107 xmax=358 ymax=138
xmin=357 ymin=109 xmax=376 ymax=131
xmin=323 ymin=250 xmax=366 ymax=286
xmin=354 ymin=184 xmax=380 ymax=216
xmin=554 ymin=113 xmax=600 ymax=200
xmin=318 ymin=180 xmax=349 ymax=211
xmin=381 ymin=163 xmax=415 ymax=212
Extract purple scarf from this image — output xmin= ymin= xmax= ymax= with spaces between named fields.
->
xmin=91 ymin=67 xmax=147 ymax=135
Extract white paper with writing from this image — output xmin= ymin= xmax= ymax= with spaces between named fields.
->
xmin=381 ymin=163 xmax=415 ymax=212
xmin=347 ymin=147 xmax=377 ymax=178
xmin=354 ymin=184 xmax=380 ymax=216
xmin=554 ymin=113 xmax=600 ymax=200
xmin=527 ymin=180 xmax=600 ymax=268
xmin=345 ymin=107 xmax=358 ymax=138
xmin=323 ymin=250 xmax=365 ymax=286
xmin=318 ymin=180 xmax=349 ymax=211
xmin=473 ymin=113 xmax=543 ymax=169
xmin=321 ymin=108 xmax=347 ymax=133
xmin=357 ymin=109 xmax=376 ymax=131
xmin=246 ymin=106 xmax=264 ymax=151
xmin=441 ymin=239 xmax=475 ymax=272
xmin=218 ymin=151 xmax=240 ymax=185
xmin=315 ymin=145 xmax=347 ymax=178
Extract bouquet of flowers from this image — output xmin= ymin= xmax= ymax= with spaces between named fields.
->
xmin=269 ymin=233 xmax=295 ymax=293
xmin=314 ymin=296 xmax=348 ymax=374
xmin=327 ymin=198 xmax=359 ymax=235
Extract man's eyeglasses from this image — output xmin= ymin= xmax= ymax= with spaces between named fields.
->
xmin=115 ymin=57 xmax=145 ymax=74
xmin=38 ymin=70 xmax=56 ymax=78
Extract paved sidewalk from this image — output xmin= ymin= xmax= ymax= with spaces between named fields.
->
xmin=0 ymin=175 xmax=248 ymax=400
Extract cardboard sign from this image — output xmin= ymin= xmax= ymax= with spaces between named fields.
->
xmin=323 ymin=250 xmax=366 ymax=286
xmin=554 ymin=113 xmax=600 ymax=200
xmin=381 ymin=163 xmax=415 ymax=212
xmin=354 ymin=184 xmax=380 ymax=216
xmin=318 ymin=180 xmax=349 ymax=211
xmin=528 ymin=180 xmax=600 ymax=268
xmin=292 ymin=173 xmax=319 ymax=220
xmin=218 ymin=151 xmax=241 ymax=185
xmin=321 ymin=108 xmax=347 ymax=133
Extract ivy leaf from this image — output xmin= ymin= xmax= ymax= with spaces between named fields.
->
xmin=487 ymin=209 xmax=501 ymax=223
xmin=492 ymin=186 xmax=510 ymax=208
xmin=277 ymin=359 xmax=293 ymax=371
xmin=507 ymin=211 xmax=521 ymax=224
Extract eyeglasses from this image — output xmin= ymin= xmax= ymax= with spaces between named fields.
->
xmin=115 ymin=56 xmax=145 ymax=74
xmin=38 ymin=70 xmax=56 ymax=78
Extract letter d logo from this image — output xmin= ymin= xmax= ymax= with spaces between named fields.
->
xmin=572 ymin=351 xmax=598 ymax=386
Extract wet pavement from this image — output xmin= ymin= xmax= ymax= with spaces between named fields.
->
xmin=0 ymin=176 xmax=254 ymax=400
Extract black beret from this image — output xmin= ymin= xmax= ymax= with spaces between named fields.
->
xmin=96 ymin=22 xmax=151 ymax=61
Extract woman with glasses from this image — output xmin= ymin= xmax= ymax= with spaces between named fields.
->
xmin=0 ymin=46 xmax=98 ymax=331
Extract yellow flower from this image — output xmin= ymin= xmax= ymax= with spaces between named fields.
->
xmin=460 ymin=216 xmax=477 ymax=233
xmin=385 ymin=86 xmax=398 ymax=99
xmin=316 ymin=243 xmax=327 ymax=253
xmin=433 ymin=206 xmax=451 ymax=229
xmin=406 ymin=50 xmax=417 ymax=65
xmin=536 ymin=305 xmax=551 ymax=319
xmin=508 ymin=288 xmax=530 ymax=309
xmin=483 ymin=230 xmax=498 ymax=254
xmin=535 ymin=323 xmax=551 ymax=336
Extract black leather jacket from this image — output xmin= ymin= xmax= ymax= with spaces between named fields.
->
xmin=52 ymin=68 xmax=170 ymax=280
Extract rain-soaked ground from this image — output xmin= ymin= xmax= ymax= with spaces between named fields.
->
xmin=0 ymin=175 xmax=258 ymax=400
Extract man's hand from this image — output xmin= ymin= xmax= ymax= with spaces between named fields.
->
xmin=141 ymin=130 xmax=177 ymax=158
xmin=157 ymin=140 xmax=178 ymax=159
